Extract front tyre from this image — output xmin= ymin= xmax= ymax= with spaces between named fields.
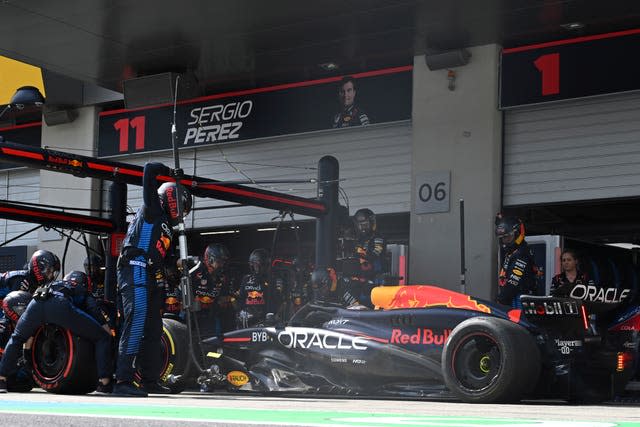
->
xmin=442 ymin=316 xmax=540 ymax=403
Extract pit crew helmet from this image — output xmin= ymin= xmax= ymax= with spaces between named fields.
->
xmin=2 ymin=290 xmax=31 ymax=322
xmin=249 ymin=248 xmax=270 ymax=275
xmin=495 ymin=212 xmax=525 ymax=249
xmin=204 ymin=243 xmax=230 ymax=272
xmin=353 ymin=208 xmax=376 ymax=239
xmin=28 ymin=250 xmax=60 ymax=286
xmin=83 ymin=254 xmax=104 ymax=279
xmin=158 ymin=182 xmax=193 ymax=226
xmin=63 ymin=270 xmax=88 ymax=289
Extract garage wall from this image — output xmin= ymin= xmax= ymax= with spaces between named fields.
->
xmin=0 ymin=168 xmax=40 ymax=246
xmin=504 ymin=91 xmax=640 ymax=206
xmin=119 ymin=122 xmax=412 ymax=229
xmin=410 ymin=44 xmax=503 ymax=300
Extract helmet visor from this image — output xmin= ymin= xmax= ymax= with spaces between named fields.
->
xmin=355 ymin=219 xmax=371 ymax=235
xmin=498 ymin=233 xmax=515 ymax=246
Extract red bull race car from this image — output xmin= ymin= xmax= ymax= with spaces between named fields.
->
xmin=193 ymin=284 xmax=640 ymax=403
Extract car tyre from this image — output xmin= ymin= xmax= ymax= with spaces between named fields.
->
xmin=442 ymin=316 xmax=540 ymax=403
xmin=134 ymin=317 xmax=193 ymax=393
xmin=31 ymin=325 xmax=97 ymax=394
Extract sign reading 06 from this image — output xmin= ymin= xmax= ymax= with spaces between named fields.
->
xmin=500 ymin=29 xmax=640 ymax=109
xmin=414 ymin=171 xmax=450 ymax=214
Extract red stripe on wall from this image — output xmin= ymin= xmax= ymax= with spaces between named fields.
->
xmin=503 ymin=28 xmax=640 ymax=54
xmin=100 ymin=65 xmax=414 ymax=117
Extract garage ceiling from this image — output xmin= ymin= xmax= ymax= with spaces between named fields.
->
xmin=1 ymin=0 xmax=639 ymax=96
xmin=1 ymin=0 xmax=640 ymax=244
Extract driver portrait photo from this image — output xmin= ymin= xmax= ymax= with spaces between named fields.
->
xmin=332 ymin=76 xmax=370 ymax=128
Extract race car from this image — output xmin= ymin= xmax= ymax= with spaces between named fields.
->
xmin=195 ymin=284 xmax=639 ymax=403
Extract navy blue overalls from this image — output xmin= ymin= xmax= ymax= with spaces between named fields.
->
xmin=115 ymin=162 xmax=173 ymax=384
xmin=0 ymin=280 xmax=112 ymax=379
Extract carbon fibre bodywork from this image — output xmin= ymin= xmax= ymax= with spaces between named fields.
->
xmin=201 ymin=285 xmax=639 ymax=402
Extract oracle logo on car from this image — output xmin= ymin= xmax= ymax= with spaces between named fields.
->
xmin=569 ymin=285 xmax=630 ymax=304
xmin=277 ymin=328 xmax=368 ymax=350
xmin=390 ymin=328 xmax=451 ymax=345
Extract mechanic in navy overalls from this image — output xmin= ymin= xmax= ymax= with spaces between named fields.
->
xmin=0 ymin=290 xmax=35 ymax=392
xmin=495 ymin=213 xmax=537 ymax=308
xmin=114 ymin=162 xmax=192 ymax=397
xmin=0 ymin=249 xmax=60 ymax=308
xmin=188 ymin=243 xmax=232 ymax=336
xmin=352 ymin=208 xmax=386 ymax=307
xmin=237 ymin=248 xmax=275 ymax=328
xmin=0 ymin=271 xmax=112 ymax=393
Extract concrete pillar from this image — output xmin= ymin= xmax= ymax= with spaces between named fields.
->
xmin=410 ymin=44 xmax=502 ymax=300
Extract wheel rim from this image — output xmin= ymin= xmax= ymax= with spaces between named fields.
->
xmin=33 ymin=325 xmax=71 ymax=380
xmin=450 ymin=332 xmax=501 ymax=392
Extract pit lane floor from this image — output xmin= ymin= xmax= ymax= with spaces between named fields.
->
xmin=0 ymin=389 xmax=638 ymax=427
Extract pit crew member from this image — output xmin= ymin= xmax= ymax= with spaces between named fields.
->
xmin=115 ymin=162 xmax=192 ymax=397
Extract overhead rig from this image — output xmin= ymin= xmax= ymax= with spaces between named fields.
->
xmin=0 ymin=140 xmax=327 ymax=218
xmin=0 ymin=139 xmax=341 ymax=292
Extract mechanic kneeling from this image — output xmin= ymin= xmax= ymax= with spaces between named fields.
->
xmin=0 ymin=271 xmax=113 ymax=393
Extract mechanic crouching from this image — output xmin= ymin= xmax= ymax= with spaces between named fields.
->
xmin=0 ymin=271 xmax=113 ymax=393
xmin=0 ymin=290 xmax=35 ymax=391
xmin=0 ymin=249 xmax=60 ymax=306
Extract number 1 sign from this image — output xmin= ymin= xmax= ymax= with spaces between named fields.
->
xmin=500 ymin=29 xmax=640 ymax=108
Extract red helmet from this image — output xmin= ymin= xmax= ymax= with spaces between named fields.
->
xmin=2 ymin=290 xmax=31 ymax=322
xmin=28 ymin=250 xmax=60 ymax=286
xmin=158 ymin=182 xmax=193 ymax=226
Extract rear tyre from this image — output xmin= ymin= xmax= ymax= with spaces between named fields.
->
xmin=442 ymin=316 xmax=540 ymax=403
xmin=159 ymin=318 xmax=193 ymax=393
xmin=134 ymin=318 xmax=192 ymax=393
xmin=31 ymin=325 xmax=97 ymax=394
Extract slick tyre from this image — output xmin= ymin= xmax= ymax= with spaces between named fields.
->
xmin=442 ymin=316 xmax=540 ymax=403
xmin=134 ymin=318 xmax=192 ymax=393
xmin=31 ymin=325 xmax=97 ymax=394
xmin=159 ymin=318 xmax=192 ymax=393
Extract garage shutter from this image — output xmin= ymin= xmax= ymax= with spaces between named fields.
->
xmin=0 ymin=169 xmax=40 ymax=246
xmin=118 ymin=122 xmax=411 ymax=229
xmin=503 ymin=92 xmax=640 ymax=206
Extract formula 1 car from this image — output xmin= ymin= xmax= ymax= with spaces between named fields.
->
xmin=194 ymin=284 xmax=640 ymax=403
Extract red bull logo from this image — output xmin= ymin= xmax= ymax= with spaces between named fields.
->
xmin=165 ymin=297 xmax=181 ymax=313
xmin=371 ymin=285 xmax=491 ymax=313
xmin=390 ymin=328 xmax=451 ymax=345
xmin=247 ymin=290 xmax=263 ymax=299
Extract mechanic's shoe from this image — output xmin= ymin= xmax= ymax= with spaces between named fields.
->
xmin=94 ymin=381 xmax=113 ymax=394
xmin=113 ymin=381 xmax=147 ymax=397
xmin=0 ymin=379 xmax=7 ymax=393
xmin=142 ymin=381 xmax=171 ymax=394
